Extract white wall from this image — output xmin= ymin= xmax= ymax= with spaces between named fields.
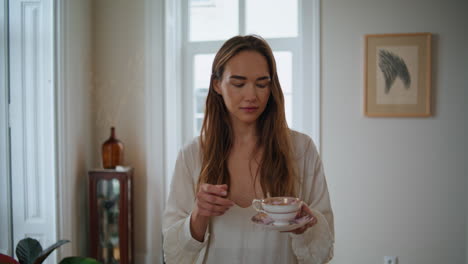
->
xmin=58 ymin=0 xmax=94 ymax=258
xmin=321 ymin=0 xmax=468 ymax=263
xmin=92 ymin=0 xmax=150 ymax=262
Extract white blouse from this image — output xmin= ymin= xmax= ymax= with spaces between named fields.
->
xmin=162 ymin=130 xmax=334 ymax=264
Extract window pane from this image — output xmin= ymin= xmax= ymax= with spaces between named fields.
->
xmin=193 ymin=54 xmax=213 ymax=135
xmin=195 ymin=89 xmax=208 ymax=113
xmin=190 ymin=0 xmax=239 ymax=42
xmin=246 ymin=0 xmax=298 ymax=38
xmin=273 ymin=51 xmax=293 ymax=93
xmin=195 ymin=117 xmax=204 ymax=135
xmin=191 ymin=0 xmax=215 ymax=7
xmin=194 ymin=54 xmax=215 ymax=90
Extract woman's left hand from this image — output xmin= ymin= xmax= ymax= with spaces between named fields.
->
xmin=284 ymin=203 xmax=318 ymax=235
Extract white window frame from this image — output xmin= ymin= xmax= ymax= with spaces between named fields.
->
xmin=163 ymin=0 xmax=320 ymax=197
xmin=144 ymin=0 xmax=166 ymax=263
xmin=0 ymin=0 xmax=13 ymax=256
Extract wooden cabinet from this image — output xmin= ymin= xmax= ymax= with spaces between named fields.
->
xmin=88 ymin=169 xmax=133 ymax=264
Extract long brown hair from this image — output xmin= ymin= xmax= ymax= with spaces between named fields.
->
xmin=198 ymin=35 xmax=297 ymax=197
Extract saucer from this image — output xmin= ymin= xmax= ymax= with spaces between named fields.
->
xmin=251 ymin=212 xmax=314 ymax=232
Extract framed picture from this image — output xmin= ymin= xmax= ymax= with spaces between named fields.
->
xmin=364 ymin=33 xmax=432 ymax=117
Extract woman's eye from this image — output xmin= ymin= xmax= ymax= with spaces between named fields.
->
xmin=232 ymin=83 xmax=244 ymax=87
xmin=256 ymin=83 xmax=269 ymax=88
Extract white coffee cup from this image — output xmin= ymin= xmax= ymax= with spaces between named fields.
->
xmin=252 ymin=197 xmax=302 ymax=226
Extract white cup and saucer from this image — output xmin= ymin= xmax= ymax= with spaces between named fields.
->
xmin=252 ymin=197 xmax=302 ymax=226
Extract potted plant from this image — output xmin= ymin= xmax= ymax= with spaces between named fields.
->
xmin=0 ymin=238 xmax=101 ymax=264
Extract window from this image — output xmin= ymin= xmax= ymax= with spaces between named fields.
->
xmin=182 ymin=0 xmax=318 ymax=141
xmin=164 ymin=0 xmax=320 ymax=195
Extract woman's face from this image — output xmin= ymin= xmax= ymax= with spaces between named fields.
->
xmin=214 ymin=50 xmax=271 ymax=126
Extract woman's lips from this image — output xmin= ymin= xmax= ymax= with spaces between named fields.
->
xmin=240 ymin=107 xmax=258 ymax=113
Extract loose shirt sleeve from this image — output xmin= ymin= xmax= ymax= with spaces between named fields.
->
xmin=162 ymin=143 xmax=210 ymax=264
xmin=290 ymin=136 xmax=335 ymax=264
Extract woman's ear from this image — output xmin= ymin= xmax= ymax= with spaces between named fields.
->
xmin=213 ymin=79 xmax=222 ymax=95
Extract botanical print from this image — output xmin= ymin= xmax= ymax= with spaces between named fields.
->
xmin=379 ymin=49 xmax=411 ymax=93
xmin=376 ymin=46 xmax=419 ymax=105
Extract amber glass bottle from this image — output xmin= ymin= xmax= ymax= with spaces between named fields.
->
xmin=102 ymin=127 xmax=124 ymax=169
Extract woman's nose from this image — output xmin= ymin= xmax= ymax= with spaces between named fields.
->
xmin=243 ymin=83 xmax=257 ymax=101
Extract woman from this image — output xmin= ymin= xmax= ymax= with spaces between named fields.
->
xmin=162 ymin=35 xmax=334 ymax=264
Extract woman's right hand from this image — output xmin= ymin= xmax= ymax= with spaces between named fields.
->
xmin=190 ymin=184 xmax=234 ymax=241
xmin=194 ymin=183 xmax=235 ymax=216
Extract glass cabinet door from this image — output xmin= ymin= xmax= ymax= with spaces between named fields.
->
xmin=97 ymin=179 xmax=121 ymax=264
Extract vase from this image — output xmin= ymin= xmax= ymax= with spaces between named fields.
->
xmin=102 ymin=127 xmax=124 ymax=169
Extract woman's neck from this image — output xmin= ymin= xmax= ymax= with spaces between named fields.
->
xmin=231 ymin=120 xmax=258 ymax=146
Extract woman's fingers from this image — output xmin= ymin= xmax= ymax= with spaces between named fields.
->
xmin=296 ymin=203 xmax=313 ymax=218
xmin=283 ymin=225 xmax=307 ymax=234
xmin=283 ymin=205 xmax=318 ymax=234
xmin=198 ymin=191 xmax=234 ymax=206
xmin=196 ymin=207 xmax=225 ymax=217
xmin=310 ymin=216 xmax=318 ymax=226
xmin=197 ymin=202 xmax=229 ymax=215
xmin=292 ymin=226 xmax=307 ymax=234
xmin=201 ymin=183 xmax=228 ymax=197
xmin=196 ymin=184 xmax=234 ymax=217
xmin=197 ymin=195 xmax=232 ymax=211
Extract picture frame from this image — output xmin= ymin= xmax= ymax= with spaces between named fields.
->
xmin=364 ymin=33 xmax=432 ymax=117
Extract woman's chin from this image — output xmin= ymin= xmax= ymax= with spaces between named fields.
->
xmin=232 ymin=116 xmax=259 ymax=126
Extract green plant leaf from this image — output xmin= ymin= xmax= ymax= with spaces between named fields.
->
xmin=59 ymin=257 xmax=102 ymax=264
xmin=33 ymin=240 xmax=70 ymax=264
xmin=15 ymin=238 xmax=42 ymax=264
